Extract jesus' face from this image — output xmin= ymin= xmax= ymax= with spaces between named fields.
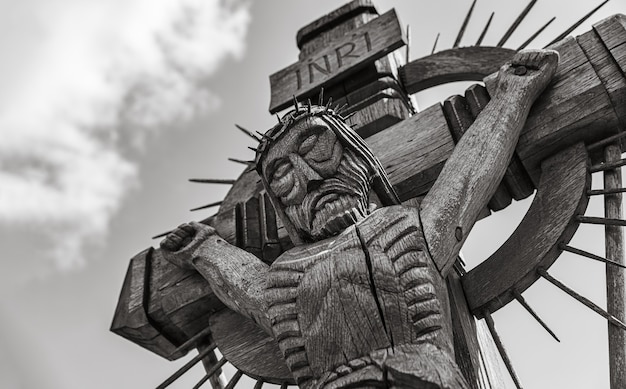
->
xmin=261 ymin=116 xmax=372 ymax=241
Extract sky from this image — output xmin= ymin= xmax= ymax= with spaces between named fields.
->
xmin=1 ymin=0 xmax=626 ymax=388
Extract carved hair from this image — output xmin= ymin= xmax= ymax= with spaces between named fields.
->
xmin=255 ymin=102 xmax=400 ymax=245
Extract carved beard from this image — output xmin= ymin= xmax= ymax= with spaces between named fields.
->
xmin=284 ymin=148 xmax=372 ymax=241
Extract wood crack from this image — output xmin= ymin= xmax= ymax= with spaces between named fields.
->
xmin=355 ymin=226 xmax=393 ymax=348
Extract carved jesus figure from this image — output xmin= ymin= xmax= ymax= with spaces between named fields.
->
xmin=161 ymin=50 xmax=558 ymax=388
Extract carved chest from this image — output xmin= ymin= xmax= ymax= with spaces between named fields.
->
xmin=266 ymin=205 xmax=457 ymax=388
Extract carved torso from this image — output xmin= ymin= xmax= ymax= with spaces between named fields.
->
xmin=265 ymin=206 xmax=458 ymax=388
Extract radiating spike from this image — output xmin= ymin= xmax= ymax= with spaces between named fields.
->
xmin=156 ymin=342 xmax=217 ymax=389
xmin=166 ymin=326 xmax=213 ymax=358
xmin=325 ymin=96 xmax=333 ymax=111
xmin=254 ymin=380 xmax=265 ymax=389
xmin=293 ymin=95 xmax=300 ymax=112
xmin=483 ymin=311 xmax=523 ymax=389
xmin=235 ymin=124 xmax=261 ymax=142
xmin=190 ymin=201 xmax=223 ymax=212
xmin=256 ymin=130 xmax=271 ymax=140
xmin=545 ymin=0 xmax=611 ymax=47
xmin=276 ymin=114 xmax=282 ymax=124
xmin=590 ymin=158 xmax=626 ymax=173
xmin=431 ymin=32 xmax=440 ymax=55
xmin=588 ymin=131 xmax=626 ymax=151
xmin=513 ymin=290 xmax=560 ymax=342
xmin=453 ymin=0 xmax=476 ymax=48
xmin=577 ymin=216 xmax=626 ymax=226
xmin=342 ymin=111 xmax=357 ymax=121
xmin=517 ymin=17 xmax=556 ymax=50
xmin=224 ymin=370 xmax=244 ymax=389
xmin=538 ymin=267 xmax=626 ymax=331
xmin=497 ymin=0 xmax=538 ymax=47
xmin=335 ymin=103 xmax=348 ymax=114
xmin=560 ymin=243 xmax=626 ymax=269
xmin=475 ymin=12 xmax=494 ymax=46
xmin=405 ymin=24 xmax=411 ymax=63
xmin=189 ymin=178 xmax=236 ymax=185
xmin=152 ymin=230 xmax=173 ymax=240
xmin=228 ymin=158 xmax=254 ymax=167
xmin=248 ymin=146 xmax=258 ymax=153
xmin=191 ymin=357 xmax=227 ymax=389
xmin=588 ymin=187 xmax=626 ymax=196
xmin=318 ymin=87 xmax=324 ymax=106
xmin=307 ymin=98 xmax=312 ymax=113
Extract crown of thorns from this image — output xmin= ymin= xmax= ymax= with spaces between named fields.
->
xmin=251 ymin=91 xmax=356 ymax=174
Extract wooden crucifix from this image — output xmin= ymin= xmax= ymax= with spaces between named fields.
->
xmin=112 ymin=2 xmax=626 ymax=388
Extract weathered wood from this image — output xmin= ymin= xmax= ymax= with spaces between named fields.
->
xmin=332 ymin=76 xmax=402 ymax=108
xmin=462 ymin=143 xmax=589 ymax=315
xmin=447 ymin=270 xmax=481 ymax=389
xmin=482 ymin=313 xmax=522 ymax=389
xmin=110 ymin=248 xmax=183 ymax=360
xmin=269 ymin=10 xmax=406 ymax=113
xmin=603 ymin=143 xmax=626 ymax=389
xmin=348 ymin=94 xmax=410 ymax=139
xmin=475 ymin=321 xmax=507 ymax=389
xmin=368 ymin=103 xmax=455 ymax=200
xmin=296 ymin=0 xmax=377 ymax=57
xmin=464 ymin=85 xmax=513 ymax=211
xmin=399 ymin=47 xmax=516 ymax=95
xmin=516 ymin=35 xmax=621 ymax=182
xmin=422 ymin=49 xmax=559 ymax=275
xmin=259 ymin=192 xmax=282 ymax=264
xmin=210 ymin=309 xmax=293 ymax=384
xmin=152 ymin=248 xmax=224 ymax=341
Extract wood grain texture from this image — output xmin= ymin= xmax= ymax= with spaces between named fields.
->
xmin=516 ymin=36 xmax=621 ymax=183
xmin=462 ymin=143 xmax=590 ymax=316
xmin=210 ymin=309 xmax=294 ymax=384
xmin=399 ymin=47 xmax=516 ymax=94
xmin=296 ymin=0 xmax=377 ymax=53
xmin=447 ymin=270 xmax=481 ymax=389
xmin=269 ymin=10 xmax=406 ymax=113
xmin=603 ymin=144 xmax=626 ymax=389
xmin=348 ymin=93 xmax=410 ymax=139
xmin=422 ymin=49 xmax=560 ymax=276
xmin=183 ymin=226 xmax=273 ymax=335
xmin=110 ymin=248 xmax=181 ymax=359
xmin=369 ymin=103 xmax=455 ymax=200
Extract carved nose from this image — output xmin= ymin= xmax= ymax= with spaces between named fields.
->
xmin=307 ymin=180 xmax=323 ymax=192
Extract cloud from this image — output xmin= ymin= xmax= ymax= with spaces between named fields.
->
xmin=0 ymin=0 xmax=250 ymax=270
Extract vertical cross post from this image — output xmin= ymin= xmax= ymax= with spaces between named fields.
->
xmin=604 ymin=143 xmax=626 ymax=389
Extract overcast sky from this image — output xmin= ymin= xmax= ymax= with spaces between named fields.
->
xmin=1 ymin=0 xmax=626 ymax=388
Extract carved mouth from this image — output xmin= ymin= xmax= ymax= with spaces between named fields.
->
xmin=313 ymin=192 xmax=340 ymax=212
xmin=311 ymin=195 xmax=363 ymax=237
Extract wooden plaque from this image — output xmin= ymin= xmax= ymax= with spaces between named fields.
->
xmin=269 ymin=9 xmax=406 ymax=113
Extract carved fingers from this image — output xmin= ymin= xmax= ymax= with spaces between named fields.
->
xmin=160 ymin=221 xmax=216 ymax=269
